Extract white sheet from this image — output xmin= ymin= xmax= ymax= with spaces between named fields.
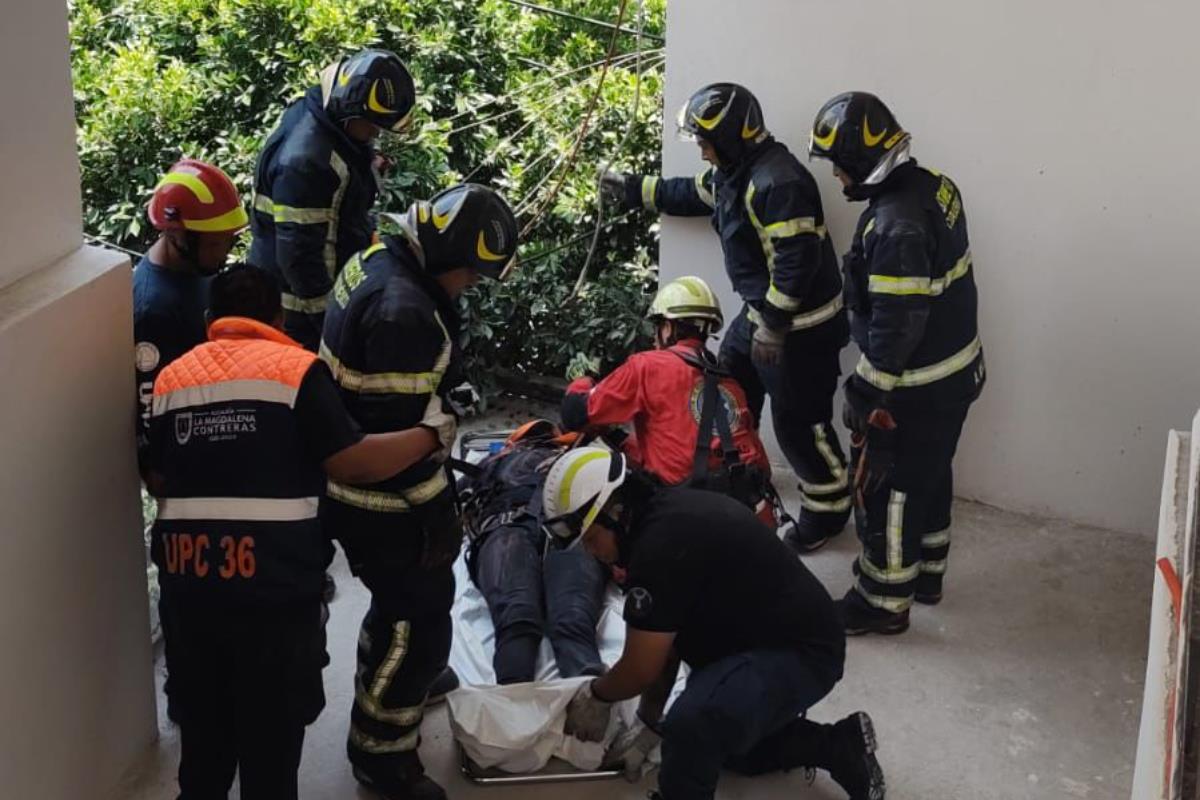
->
xmin=445 ymin=547 xmax=680 ymax=774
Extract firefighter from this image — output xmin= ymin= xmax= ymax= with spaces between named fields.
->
xmin=560 ymin=276 xmax=776 ymax=522
xmin=319 ymin=183 xmax=519 ymax=800
xmin=135 ymin=158 xmax=247 ymax=466
xmin=808 ymin=92 xmax=986 ymax=635
xmin=133 ymin=158 xmax=247 ymax=723
xmin=541 ymin=447 xmax=886 ymax=800
xmin=602 ymin=83 xmax=852 ymax=553
xmin=143 ymin=264 xmax=446 ymax=800
xmin=248 ymin=48 xmax=415 ymax=351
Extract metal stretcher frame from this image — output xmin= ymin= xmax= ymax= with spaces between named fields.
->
xmin=458 ymin=741 xmax=623 ymax=786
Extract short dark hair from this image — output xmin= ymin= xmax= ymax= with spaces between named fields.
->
xmin=209 ymin=264 xmax=281 ymax=324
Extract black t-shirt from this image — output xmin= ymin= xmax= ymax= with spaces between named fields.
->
xmin=622 ymin=487 xmax=846 ymax=675
xmin=293 ymin=361 xmax=364 ymax=463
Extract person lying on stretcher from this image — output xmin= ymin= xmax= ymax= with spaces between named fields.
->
xmin=457 ymin=421 xmax=610 ymax=685
xmin=561 ymin=276 xmax=780 ymax=527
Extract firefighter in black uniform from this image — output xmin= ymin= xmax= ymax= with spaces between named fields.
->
xmin=249 ymin=49 xmax=416 ymax=351
xmin=144 ymin=265 xmax=448 ymax=800
xmin=602 ymin=83 xmax=851 ymax=553
xmin=808 ymin=92 xmax=986 ymax=636
xmin=320 ymin=184 xmax=519 ymax=800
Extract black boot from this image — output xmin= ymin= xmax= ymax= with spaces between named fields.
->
xmin=914 ymin=572 xmax=943 ymax=605
xmin=828 ymin=712 xmax=885 ymax=800
xmin=322 ymin=572 xmax=337 ymax=603
xmin=351 ymin=751 xmax=447 ymax=800
xmin=782 ymin=508 xmax=850 ymax=554
xmin=836 ymin=589 xmax=909 ymax=636
xmin=425 ymin=666 xmax=460 ymax=706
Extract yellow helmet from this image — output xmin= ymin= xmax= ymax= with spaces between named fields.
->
xmin=647 ymin=276 xmax=723 ymax=333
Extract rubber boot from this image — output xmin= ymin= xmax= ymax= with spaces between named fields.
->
xmin=828 ymin=712 xmax=886 ymax=800
xmin=351 ymin=751 xmax=447 ymax=800
xmin=836 ymin=589 xmax=910 ymax=636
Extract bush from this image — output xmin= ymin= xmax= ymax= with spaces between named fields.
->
xmin=70 ymin=0 xmax=666 ymax=382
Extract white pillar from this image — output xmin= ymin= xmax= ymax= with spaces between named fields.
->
xmin=0 ymin=2 xmax=157 ymax=798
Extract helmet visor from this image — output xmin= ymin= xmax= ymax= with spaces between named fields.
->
xmin=676 ymin=101 xmax=699 ymax=143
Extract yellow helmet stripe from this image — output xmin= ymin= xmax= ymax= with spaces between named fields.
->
xmin=812 ymin=123 xmax=838 ymax=151
xmin=157 ymin=172 xmax=214 ymax=204
xmin=692 ymin=90 xmax=735 ymax=131
xmin=476 ymin=231 xmax=507 ymax=262
xmin=558 ymin=451 xmax=607 ymax=510
xmin=863 ymin=116 xmax=887 ymax=147
xmin=368 ymin=80 xmax=395 ymax=114
xmin=182 ymin=205 xmax=248 ymax=233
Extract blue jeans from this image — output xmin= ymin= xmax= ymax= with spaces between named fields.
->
xmin=659 ymin=647 xmax=840 ymax=800
xmin=473 ymin=517 xmax=607 ymax=683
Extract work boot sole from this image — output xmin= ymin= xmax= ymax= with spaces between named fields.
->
xmin=914 ymin=592 xmax=942 ymax=606
xmin=844 ymin=712 xmax=887 ymax=800
xmin=352 ymin=767 xmax=447 ymax=800
xmin=844 ymin=612 xmax=910 ymax=637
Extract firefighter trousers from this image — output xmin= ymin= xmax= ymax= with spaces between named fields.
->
xmin=721 ymin=305 xmax=851 ymax=528
xmin=851 ymin=402 xmax=971 ymax=612
xmin=346 ymin=553 xmax=455 ymax=772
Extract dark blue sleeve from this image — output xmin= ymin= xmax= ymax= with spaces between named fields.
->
xmin=134 ymin=310 xmax=189 ymax=467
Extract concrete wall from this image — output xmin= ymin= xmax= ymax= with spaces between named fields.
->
xmin=0 ymin=1 xmax=157 ymax=798
xmin=662 ymin=0 xmax=1200 ymax=535
xmin=0 ymin=1 xmax=85 ymax=290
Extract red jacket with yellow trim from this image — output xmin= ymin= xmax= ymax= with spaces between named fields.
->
xmin=560 ymin=340 xmax=770 ymax=486
xmin=147 ymin=317 xmax=337 ymax=605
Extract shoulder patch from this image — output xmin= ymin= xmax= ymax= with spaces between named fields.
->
xmin=135 ymin=342 xmax=160 ymax=373
xmin=625 ymin=586 xmax=654 ymax=622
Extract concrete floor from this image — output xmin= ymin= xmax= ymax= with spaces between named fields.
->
xmin=119 ymin=484 xmax=1153 ymax=800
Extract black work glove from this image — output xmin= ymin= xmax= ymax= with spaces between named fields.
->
xmin=853 ymin=409 xmax=898 ymax=503
xmin=751 ymin=324 xmax=787 ymax=368
xmin=599 ymin=171 xmax=642 ymax=213
xmin=421 ymin=497 xmax=465 ymax=570
xmin=843 ymin=375 xmax=884 ymax=435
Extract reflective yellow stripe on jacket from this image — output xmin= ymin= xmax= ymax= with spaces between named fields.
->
xmin=326 ymin=470 xmax=449 ymax=513
xmin=856 ymin=335 xmax=982 ymax=392
xmin=868 ymin=251 xmax=973 ymax=297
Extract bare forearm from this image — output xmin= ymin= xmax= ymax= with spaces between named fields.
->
xmin=637 ymin=650 xmax=680 ymax=724
xmin=323 ymin=427 xmax=438 ymax=484
xmin=592 ymin=660 xmax=654 ymax=704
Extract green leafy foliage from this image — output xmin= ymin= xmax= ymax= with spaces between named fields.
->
xmin=70 ymin=0 xmax=666 ymax=382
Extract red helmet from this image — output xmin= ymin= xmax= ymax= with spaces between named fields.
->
xmin=148 ymin=159 xmax=249 ymax=234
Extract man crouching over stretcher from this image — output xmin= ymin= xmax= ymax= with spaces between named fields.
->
xmin=457 ymin=422 xmax=608 ymax=684
xmin=541 ymin=447 xmax=886 ymax=800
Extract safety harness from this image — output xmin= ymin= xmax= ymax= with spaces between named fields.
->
xmin=672 ymin=347 xmax=793 ymax=527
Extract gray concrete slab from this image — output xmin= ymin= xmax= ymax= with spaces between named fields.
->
xmin=119 ymin=485 xmax=1152 ymax=800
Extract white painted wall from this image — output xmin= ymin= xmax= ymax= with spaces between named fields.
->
xmin=662 ymin=0 xmax=1200 ymax=535
xmin=0 ymin=1 xmax=85 ymax=291
xmin=0 ymin=1 xmax=157 ymax=798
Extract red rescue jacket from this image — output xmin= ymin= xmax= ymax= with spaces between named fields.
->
xmin=561 ymin=340 xmax=770 ymax=486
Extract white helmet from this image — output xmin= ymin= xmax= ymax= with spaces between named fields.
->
xmin=541 ymin=446 xmax=627 ymax=548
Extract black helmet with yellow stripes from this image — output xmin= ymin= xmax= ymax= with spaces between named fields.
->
xmin=404 ymin=184 xmax=519 ymax=280
xmin=808 ymin=92 xmax=911 ymax=186
xmin=321 ymin=49 xmax=416 ymax=133
xmin=676 ymin=83 xmax=769 ymax=167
